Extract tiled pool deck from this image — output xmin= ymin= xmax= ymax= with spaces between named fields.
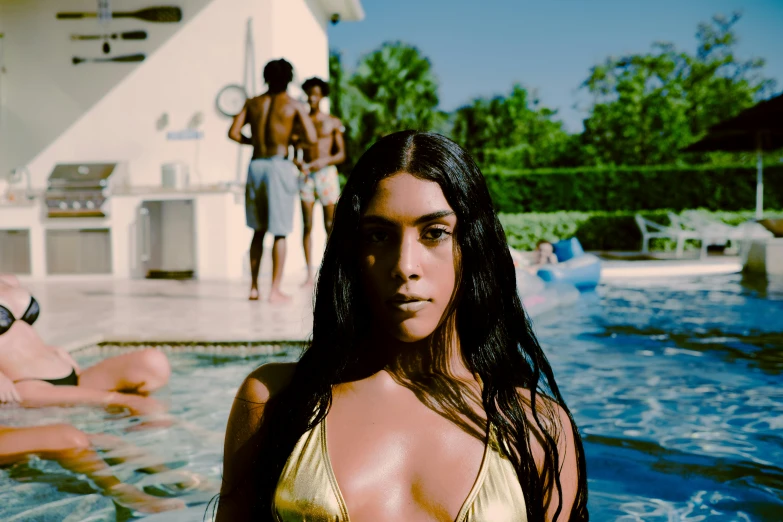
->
xmin=19 ymin=256 xmax=743 ymax=353
xmin=22 ymin=276 xmax=316 ymax=352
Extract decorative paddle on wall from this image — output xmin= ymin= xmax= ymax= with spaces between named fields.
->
xmin=71 ymin=30 xmax=148 ymax=41
xmin=72 ymin=53 xmax=146 ymax=65
xmin=57 ymin=6 xmax=182 ymax=23
xmin=96 ymin=0 xmax=112 ymax=54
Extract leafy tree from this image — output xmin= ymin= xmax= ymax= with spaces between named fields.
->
xmin=328 ymin=50 xmax=345 ymax=122
xmin=581 ymin=13 xmax=775 ymax=166
xmin=451 ymin=85 xmax=576 ymax=168
xmin=329 ymin=13 xmax=777 ymax=173
xmin=332 ymin=41 xmax=439 ymax=174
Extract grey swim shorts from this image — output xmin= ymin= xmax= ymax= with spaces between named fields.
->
xmin=245 ymin=157 xmax=300 ymax=236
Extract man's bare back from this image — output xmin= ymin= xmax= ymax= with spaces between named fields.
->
xmin=229 ymin=92 xmax=316 ymax=159
xmin=228 ymin=59 xmax=321 ymax=304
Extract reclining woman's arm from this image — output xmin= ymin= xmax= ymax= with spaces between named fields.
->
xmin=0 ymin=370 xmax=21 ymax=403
xmin=14 ymin=380 xmax=163 ymax=415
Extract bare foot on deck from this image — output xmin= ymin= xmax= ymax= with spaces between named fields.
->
xmin=108 ymin=483 xmax=186 ymax=513
xmin=268 ymin=289 xmax=292 ymax=304
xmin=249 ymin=287 xmax=260 ymax=301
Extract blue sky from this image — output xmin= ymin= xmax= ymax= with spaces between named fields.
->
xmin=328 ymin=0 xmax=783 ymax=132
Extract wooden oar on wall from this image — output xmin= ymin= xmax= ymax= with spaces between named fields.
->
xmin=71 ymin=30 xmax=148 ymax=41
xmin=72 ymin=53 xmax=146 ymax=65
xmin=57 ymin=6 xmax=182 ymax=23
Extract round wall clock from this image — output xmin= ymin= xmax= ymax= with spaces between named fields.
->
xmin=216 ymin=84 xmax=248 ymax=117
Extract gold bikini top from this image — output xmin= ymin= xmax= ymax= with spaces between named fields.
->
xmin=272 ymin=418 xmax=528 ymax=522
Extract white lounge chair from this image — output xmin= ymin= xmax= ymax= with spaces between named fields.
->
xmin=679 ymin=211 xmax=742 ymax=243
xmin=678 ymin=211 xmax=773 ymax=258
xmin=634 ymin=214 xmax=704 ymax=258
xmin=668 ymin=213 xmax=727 ymax=255
xmin=680 ymin=211 xmax=773 ymax=241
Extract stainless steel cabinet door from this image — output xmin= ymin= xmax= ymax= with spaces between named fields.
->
xmin=46 ymin=229 xmax=112 ymax=274
xmin=0 ymin=230 xmax=32 ymax=274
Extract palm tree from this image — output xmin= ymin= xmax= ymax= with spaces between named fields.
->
xmin=343 ymin=41 xmax=440 ymax=171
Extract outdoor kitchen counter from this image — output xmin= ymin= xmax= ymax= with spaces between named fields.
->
xmin=0 ymin=198 xmax=44 ymax=276
xmin=2 ymin=187 xmax=248 ymax=280
xmin=0 ymin=198 xmax=39 ymax=208
xmin=112 ymin=184 xmax=243 ymax=197
xmin=109 ymin=188 xmax=248 ymax=280
xmin=4 ymin=182 xmax=321 ymax=282
xmin=0 ymin=196 xmax=42 ymax=223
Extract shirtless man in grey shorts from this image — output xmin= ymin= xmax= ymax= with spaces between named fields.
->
xmin=228 ymin=58 xmax=317 ymax=302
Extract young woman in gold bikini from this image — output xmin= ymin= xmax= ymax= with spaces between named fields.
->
xmin=218 ymin=131 xmax=589 ymax=521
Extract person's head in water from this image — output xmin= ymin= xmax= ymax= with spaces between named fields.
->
xmin=302 ymin=77 xmax=329 ymax=112
xmin=537 ymin=239 xmax=554 ymax=257
xmin=227 ymin=131 xmax=588 ymax=521
xmin=263 ymin=59 xmax=294 ymax=93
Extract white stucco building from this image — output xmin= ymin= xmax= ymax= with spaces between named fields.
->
xmin=0 ymin=0 xmax=363 ymax=281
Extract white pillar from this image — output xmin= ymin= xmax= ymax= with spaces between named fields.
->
xmin=756 ymin=146 xmax=764 ymax=220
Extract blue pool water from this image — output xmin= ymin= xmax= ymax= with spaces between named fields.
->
xmin=0 ymin=273 xmax=781 ymax=521
xmin=542 ymin=274 xmax=783 ymax=521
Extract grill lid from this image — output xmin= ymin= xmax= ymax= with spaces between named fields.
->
xmin=47 ymin=163 xmax=118 ymax=188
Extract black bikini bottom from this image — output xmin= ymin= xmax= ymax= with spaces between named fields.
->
xmin=44 ymin=369 xmax=79 ymax=386
xmin=16 ymin=369 xmax=79 ymax=387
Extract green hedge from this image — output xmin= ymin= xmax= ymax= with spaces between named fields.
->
xmin=484 ymin=165 xmax=783 ymax=214
xmin=499 ymin=209 xmax=783 ymax=252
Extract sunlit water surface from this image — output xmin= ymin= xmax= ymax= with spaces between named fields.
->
xmin=0 ymin=273 xmax=781 ymax=521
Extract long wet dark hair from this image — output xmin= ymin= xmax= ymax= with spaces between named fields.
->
xmin=220 ymin=131 xmax=588 ymax=520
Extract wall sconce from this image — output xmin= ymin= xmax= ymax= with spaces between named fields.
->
xmin=187 ymin=111 xmax=204 ymax=130
xmin=156 ymin=113 xmax=169 ymax=131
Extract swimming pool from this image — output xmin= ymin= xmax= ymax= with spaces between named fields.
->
xmin=542 ymin=274 xmax=783 ymax=521
xmin=0 ymin=273 xmax=781 ymax=521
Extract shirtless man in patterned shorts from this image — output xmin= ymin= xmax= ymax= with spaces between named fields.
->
xmin=292 ymin=77 xmax=346 ymax=287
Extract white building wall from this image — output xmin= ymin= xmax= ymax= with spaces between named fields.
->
xmin=0 ymin=0 xmax=214 ymax=182
xmin=271 ymin=0 xmax=330 ymax=91
xmin=1 ymin=0 xmax=338 ymax=282
xmin=7 ymin=0 xmax=278 ymax=189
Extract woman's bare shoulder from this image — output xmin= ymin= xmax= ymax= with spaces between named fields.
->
xmin=224 ymin=362 xmax=298 ymax=457
xmin=238 ymin=362 xmax=298 ymax=403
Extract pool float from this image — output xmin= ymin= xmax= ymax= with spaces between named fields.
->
xmin=510 ymin=238 xmax=600 ymax=316
xmin=536 ymin=238 xmax=602 ymax=290
xmin=516 ymin=267 xmax=580 ymax=317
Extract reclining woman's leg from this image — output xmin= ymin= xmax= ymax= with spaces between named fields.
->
xmin=0 ymin=424 xmax=184 ymax=513
xmin=78 ymin=349 xmax=171 ymax=395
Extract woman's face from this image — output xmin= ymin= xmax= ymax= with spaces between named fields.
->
xmin=359 ymin=172 xmax=458 ymax=343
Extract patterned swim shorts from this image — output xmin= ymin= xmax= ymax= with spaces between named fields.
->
xmin=299 ymin=165 xmax=340 ymax=205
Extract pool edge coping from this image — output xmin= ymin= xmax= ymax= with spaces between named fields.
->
xmin=65 ymin=335 xmax=310 ymax=354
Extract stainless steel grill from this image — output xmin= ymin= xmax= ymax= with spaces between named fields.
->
xmin=45 ymin=163 xmax=125 ymax=218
